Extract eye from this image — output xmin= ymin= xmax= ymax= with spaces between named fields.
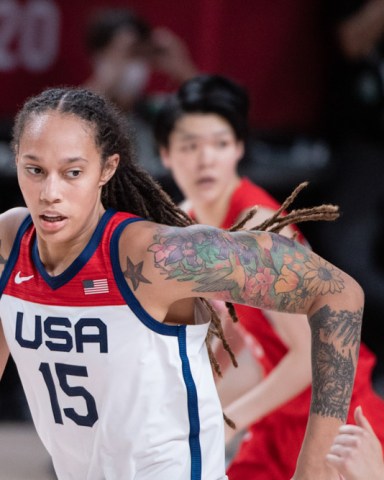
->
xmin=216 ymin=139 xmax=230 ymax=149
xmin=66 ymin=169 xmax=82 ymax=178
xmin=180 ymin=142 xmax=198 ymax=152
xmin=26 ymin=166 xmax=43 ymax=176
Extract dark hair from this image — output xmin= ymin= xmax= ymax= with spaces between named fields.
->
xmin=155 ymin=74 xmax=250 ymax=148
xmin=85 ymin=8 xmax=151 ymax=54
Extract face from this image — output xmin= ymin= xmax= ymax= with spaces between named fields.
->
xmin=95 ymin=29 xmax=151 ymax=106
xmin=16 ymin=111 xmax=118 ymax=247
xmin=161 ymin=113 xmax=244 ymax=206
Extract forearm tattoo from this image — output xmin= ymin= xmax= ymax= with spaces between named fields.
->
xmin=149 ymin=225 xmax=362 ymax=420
xmin=309 ymin=306 xmax=362 ymax=420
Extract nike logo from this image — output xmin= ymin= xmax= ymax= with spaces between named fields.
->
xmin=14 ymin=271 xmax=34 ymax=284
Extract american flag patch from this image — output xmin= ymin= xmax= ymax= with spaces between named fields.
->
xmin=82 ymin=279 xmax=109 ymax=295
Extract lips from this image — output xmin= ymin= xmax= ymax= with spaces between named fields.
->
xmin=40 ymin=215 xmax=66 ymax=222
xmin=196 ymin=177 xmax=215 ymax=186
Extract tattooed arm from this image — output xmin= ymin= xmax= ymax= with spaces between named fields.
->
xmin=122 ymin=221 xmax=364 ymax=479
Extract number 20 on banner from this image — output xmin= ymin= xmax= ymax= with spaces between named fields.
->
xmin=0 ymin=0 xmax=60 ymax=72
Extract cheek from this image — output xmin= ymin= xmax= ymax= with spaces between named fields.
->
xmin=224 ymin=147 xmax=242 ymax=169
xmin=167 ymin=152 xmax=194 ymax=174
xmin=17 ymin=174 xmax=36 ymax=199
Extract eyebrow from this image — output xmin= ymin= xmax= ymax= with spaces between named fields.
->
xmin=174 ymin=127 xmax=232 ymax=140
xmin=21 ymin=154 xmax=89 ymax=164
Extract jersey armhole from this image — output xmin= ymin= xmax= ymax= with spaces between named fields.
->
xmin=110 ymin=218 xmax=181 ymax=336
xmin=0 ymin=215 xmax=32 ymax=296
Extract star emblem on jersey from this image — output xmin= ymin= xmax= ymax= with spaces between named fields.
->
xmin=123 ymin=257 xmax=151 ymax=291
xmin=14 ymin=271 xmax=34 ymax=284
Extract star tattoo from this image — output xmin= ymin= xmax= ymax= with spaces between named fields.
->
xmin=123 ymin=256 xmax=152 ymax=291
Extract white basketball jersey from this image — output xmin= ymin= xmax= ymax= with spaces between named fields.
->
xmin=0 ymin=209 xmax=227 ymax=480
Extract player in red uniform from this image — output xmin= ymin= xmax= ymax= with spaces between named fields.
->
xmin=155 ymin=73 xmax=384 ymax=479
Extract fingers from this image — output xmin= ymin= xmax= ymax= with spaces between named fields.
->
xmin=354 ymin=405 xmax=375 ymax=434
xmin=325 ymin=452 xmax=345 ymax=469
xmin=332 ymin=433 xmax=361 ymax=448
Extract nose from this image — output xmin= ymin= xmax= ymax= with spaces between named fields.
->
xmin=40 ymin=173 xmax=62 ymax=203
xmin=197 ymin=145 xmax=215 ymax=168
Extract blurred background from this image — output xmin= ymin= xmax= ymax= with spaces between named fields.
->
xmin=0 ymin=0 xmax=383 ymax=478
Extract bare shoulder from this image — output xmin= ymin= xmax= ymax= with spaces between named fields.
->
xmin=0 ymin=207 xmax=29 ymax=275
xmin=0 ymin=207 xmax=29 ymax=236
xmin=0 ymin=207 xmax=29 ymax=243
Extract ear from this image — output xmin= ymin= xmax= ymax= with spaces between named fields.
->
xmin=99 ymin=154 xmax=120 ymax=186
xmin=159 ymin=146 xmax=171 ymax=169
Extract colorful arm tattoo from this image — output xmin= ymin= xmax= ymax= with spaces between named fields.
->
xmin=148 ymin=225 xmax=362 ymax=421
xmin=148 ymin=225 xmax=344 ymax=310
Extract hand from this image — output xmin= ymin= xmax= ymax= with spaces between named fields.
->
xmin=150 ymin=27 xmax=198 ymax=83
xmin=326 ymin=406 xmax=384 ymax=480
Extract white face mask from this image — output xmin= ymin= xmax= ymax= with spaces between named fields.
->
xmin=114 ymin=60 xmax=151 ymax=100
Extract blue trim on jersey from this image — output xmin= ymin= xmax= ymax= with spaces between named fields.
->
xmin=0 ymin=214 xmax=32 ymax=296
xmin=32 ymin=209 xmax=116 ymax=290
xmin=111 ymin=218 xmax=181 ymax=336
xmin=111 ymin=218 xmax=203 ymax=478
xmin=178 ymin=326 xmax=202 ymax=480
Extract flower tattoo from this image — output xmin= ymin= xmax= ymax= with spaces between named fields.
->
xmin=304 ymin=256 xmax=345 ymax=295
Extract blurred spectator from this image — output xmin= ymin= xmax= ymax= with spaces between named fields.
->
xmin=306 ymin=0 xmax=384 ymax=385
xmin=328 ymin=0 xmax=384 ymax=142
xmin=83 ymin=7 xmax=198 ymax=181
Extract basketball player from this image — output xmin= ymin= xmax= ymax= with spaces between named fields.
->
xmin=0 ymin=86 xmax=363 ymax=479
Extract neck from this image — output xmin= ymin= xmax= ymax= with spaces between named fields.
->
xmin=36 ymin=205 xmax=105 ymax=277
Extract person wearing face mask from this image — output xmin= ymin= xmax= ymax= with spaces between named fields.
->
xmin=83 ymin=7 xmax=199 ymax=180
